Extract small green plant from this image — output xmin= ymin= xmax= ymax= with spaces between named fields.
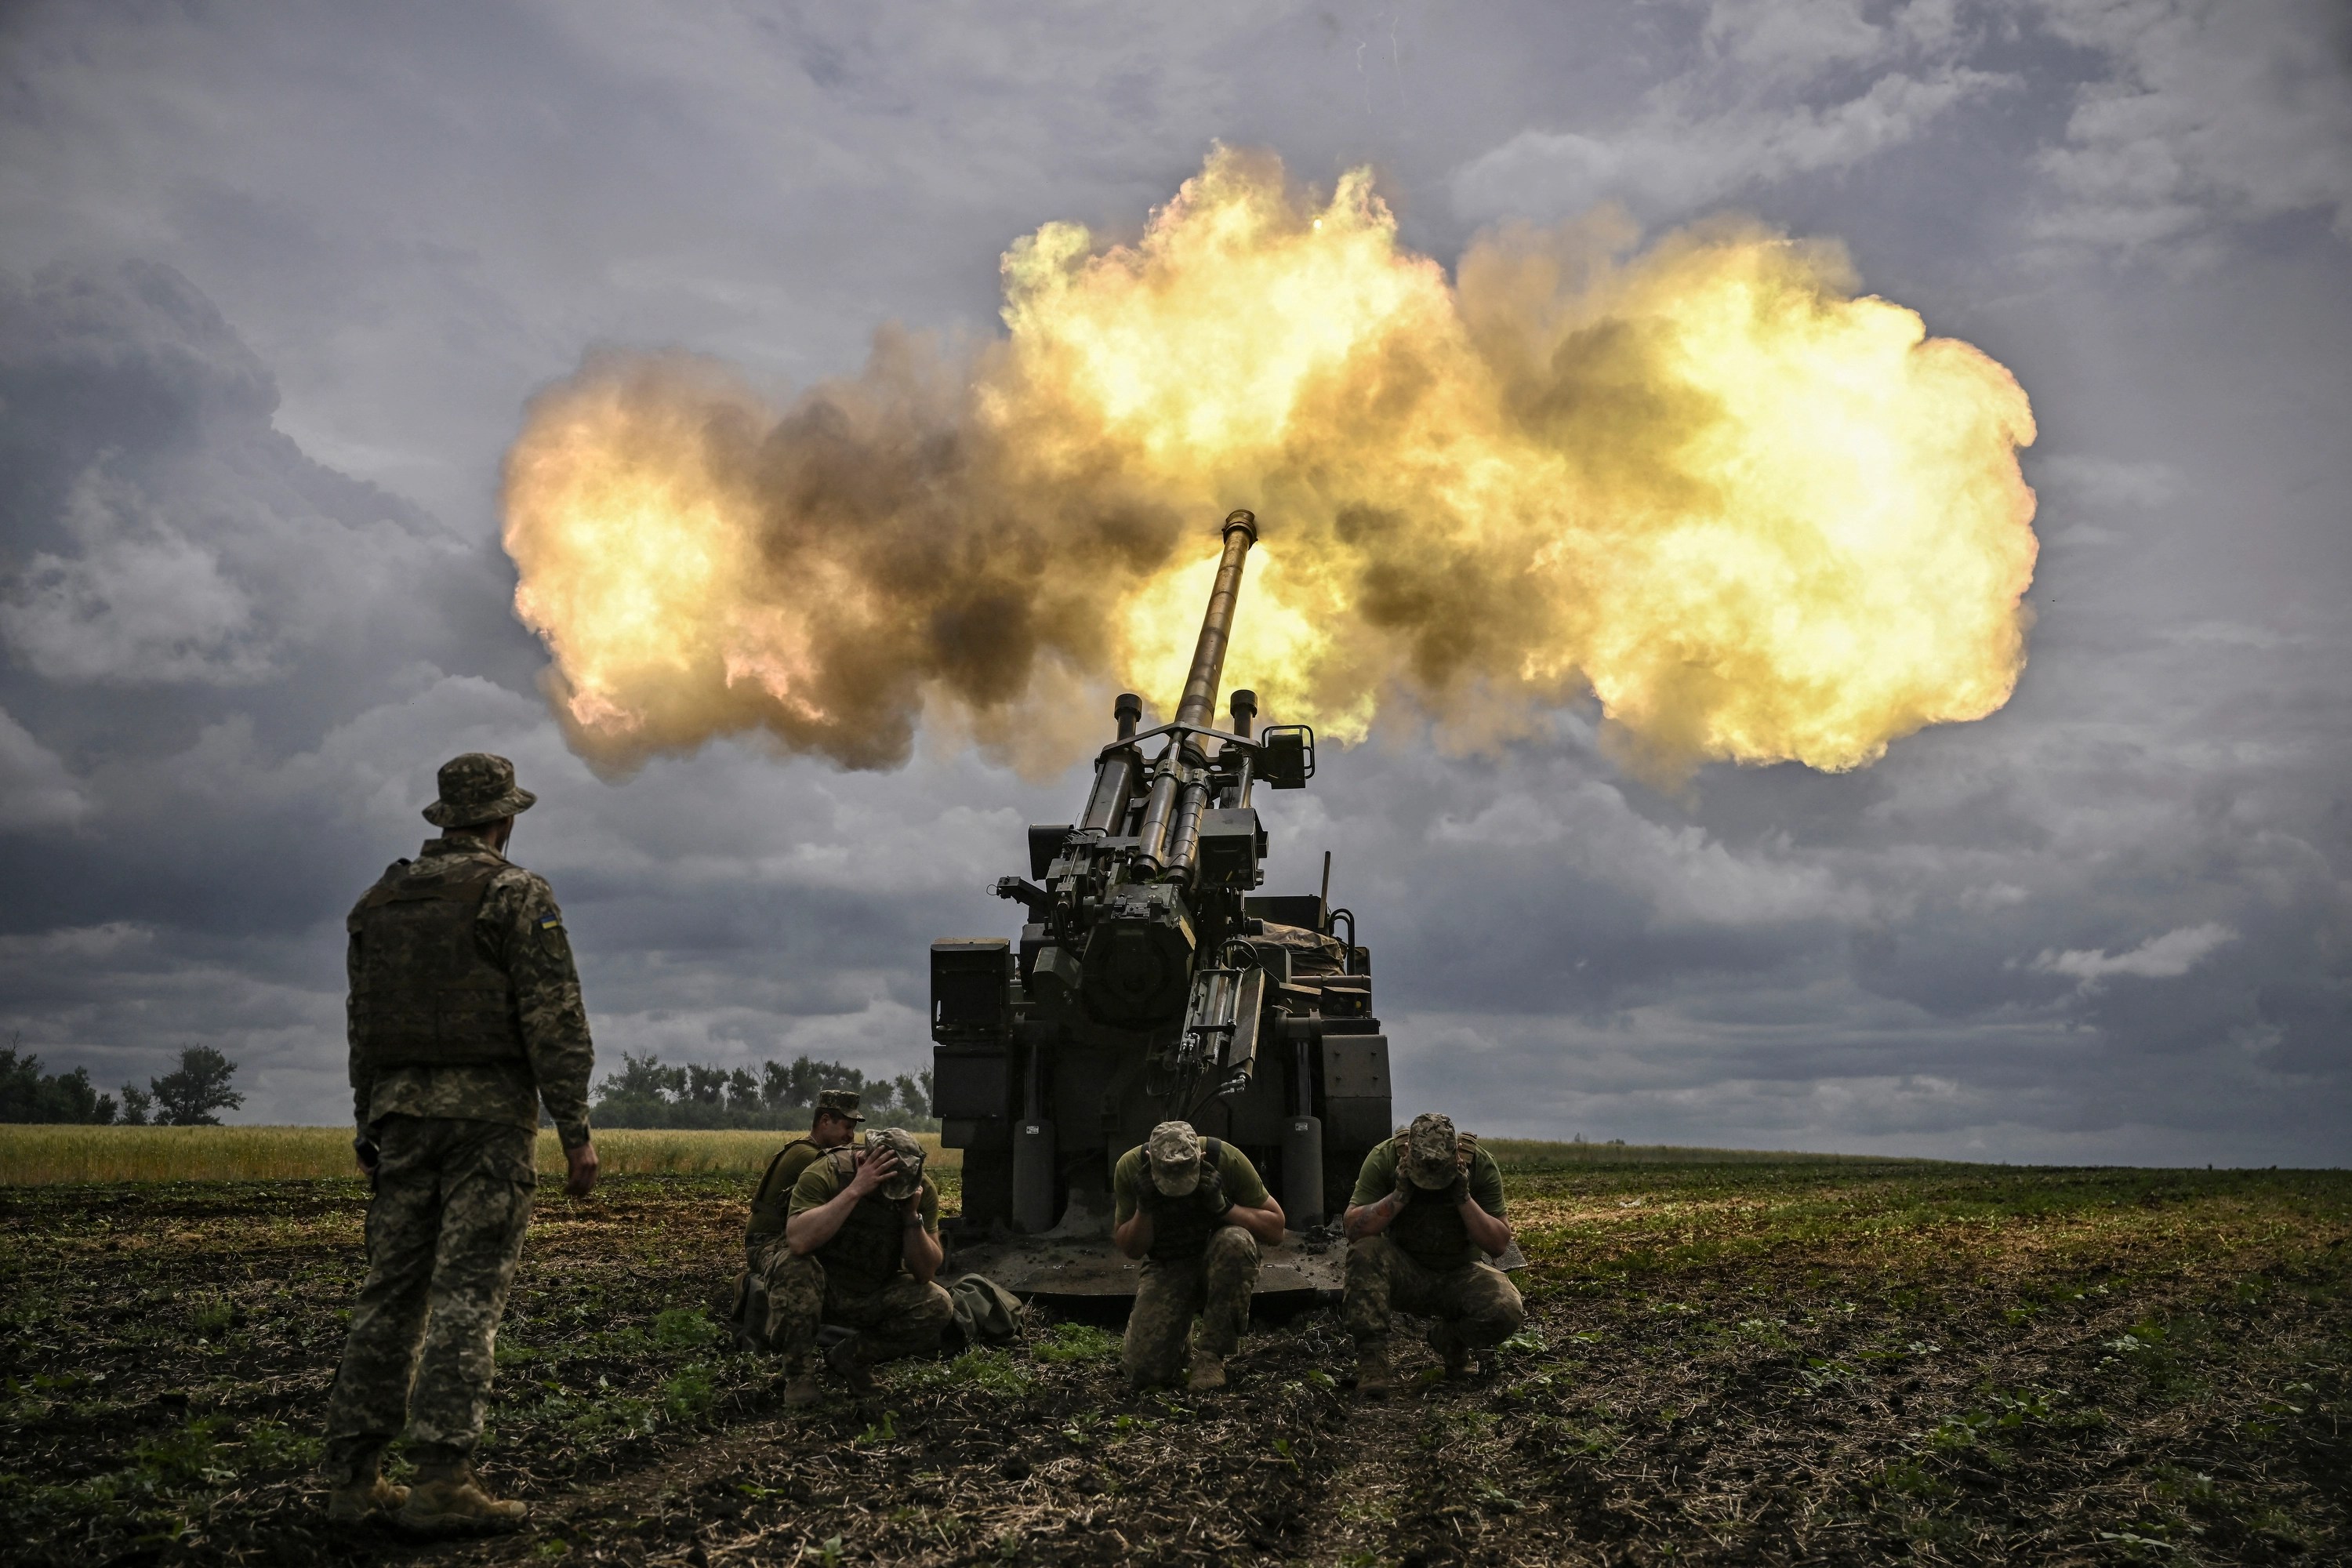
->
xmin=662 ymin=1363 xmax=717 ymax=1421
xmin=653 ymin=1306 xmax=720 ymax=1350
xmin=859 ymin=1409 xmax=899 ymax=1444
xmin=188 ymin=1298 xmax=235 ymax=1339
xmin=1032 ymin=1321 xmax=1119 ymax=1363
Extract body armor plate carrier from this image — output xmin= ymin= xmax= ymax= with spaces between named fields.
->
xmin=348 ymin=859 xmax=527 ymax=1070
xmin=1147 ymin=1137 xmax=1228 ymax=1264
xmin=815 ymin=1146 xmax=913 ymax=1293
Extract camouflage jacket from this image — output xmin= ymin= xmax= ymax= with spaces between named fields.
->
xmin=347 ymin=831 xmax=595 ymax=1150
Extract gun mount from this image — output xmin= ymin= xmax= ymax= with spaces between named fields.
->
xmin=931 ymin=511 xmax=1392 ymax=1295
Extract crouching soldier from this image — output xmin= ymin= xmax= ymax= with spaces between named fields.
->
xmin=772 ymin=1126 xmax=953 ymax=1403
xmin=1342 ymin=1112 xmax=1523 ymax=1397
xmin=1113 ymin=1120 xmax=1287 ymax=1392
xmin=736 ymin=1089 xmax=864 ymax=1348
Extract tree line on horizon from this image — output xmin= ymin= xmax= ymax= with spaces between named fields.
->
xmin=0 ymin=1041 xmax=245 ymax=1126
xmin=591 ymin=1051 xmax=938 ymax=1132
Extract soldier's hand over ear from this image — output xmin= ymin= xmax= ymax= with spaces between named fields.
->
xmin=565 ymin=1139 xmax=600 ymax=1198
xmin=847 ymin=1147 xmax=900 ymax=1200
xmin=1436 ymin=1171 xmax=1470 ymax=1207
xmin=1195 ymin=1162 xmax=1229 ymax=1218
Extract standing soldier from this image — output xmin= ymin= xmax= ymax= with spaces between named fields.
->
xmin=1112 ymin=1120 xmax=1287 ymax=1392
xmin=323 ymin=753 xmax=598 ymax=1534
xmin=1341 ymin=1112 xmax=1523 ymax=1398
xmin=774 ymin=1126 xmax=954 ymax=1403
xmin=735 ymin=1089 xmax=864 ymax=1349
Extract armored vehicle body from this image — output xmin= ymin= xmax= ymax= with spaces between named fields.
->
xmin=931 ymin=512 xmax=1392 ymax=1293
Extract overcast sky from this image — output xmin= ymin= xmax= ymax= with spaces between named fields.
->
xmin=2 ymin=0 xmax=2346 ymax=1164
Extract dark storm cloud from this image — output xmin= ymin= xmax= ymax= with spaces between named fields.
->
xmin=0 ymin=0 xmax=2346 ymax=1160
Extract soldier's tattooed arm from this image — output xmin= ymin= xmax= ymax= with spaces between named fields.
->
xmin=1344 ymin=1189 xmax=1410 ymax=1241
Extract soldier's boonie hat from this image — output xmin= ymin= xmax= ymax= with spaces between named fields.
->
xmin=1146 ymin=1120 xmax=1203 ymax=1196
xmin=1405 ymin=1112 xmax=1461 ymax=1189
xmin=866 ymin=1127 xmax=926 ymax=1201
xmin=815 ymin=1089 xmax=866 ymax=1122
xmin=422 ymin=753 xmax=538 ymax=828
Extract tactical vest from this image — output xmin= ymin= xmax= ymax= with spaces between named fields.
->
xmin=347 ymin=858 xmax=528 ymax=1070
xmin=1386 ymin=1129 xmax=1483 ymax=1271
xmin=1147 ymin=1138 xmax=1228 ymax=1264
xmin=815 ymin=1146 xmax=912 ymax=1294
xmin=747 ymin=1138 xmax=817 ymax=1241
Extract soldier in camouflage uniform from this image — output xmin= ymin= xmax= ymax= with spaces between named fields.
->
xmin=1112 ymin=1121 xmax=1288 ymax=1392
xmin=772 ymin=1126 xmax=953 ymax=1403
xmin=1342 ymin=1112 xmax=1523 ymax=1398
xmin=321 ymin=753 xmax=598 ymax=1534
xmin=734 ymin=1088 xmax=864 ymax=1350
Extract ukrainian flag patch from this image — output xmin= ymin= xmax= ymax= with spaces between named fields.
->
xmin=538 ymin=915 xmax=562 ymax=931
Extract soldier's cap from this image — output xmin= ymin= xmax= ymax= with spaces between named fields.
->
xmin=1404 ymin=1112 xmax=1461 ymax=1189
xmin=815 ymin=1088 xmax=866 ymax=1123
xmin=422 ymin=752 xmax=537 ymax=829
xmin=1146 ymin=1120 xmax=1203 ymax=1196
xmin=864 ymin=1127 xmax=926 ymax=1201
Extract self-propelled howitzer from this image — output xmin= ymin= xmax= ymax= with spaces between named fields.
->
xmin=930 ymin=511 xmax=1392 ymax=1294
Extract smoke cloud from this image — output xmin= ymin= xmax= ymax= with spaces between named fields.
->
xmin=503 ymin=147 xmax=2038 ymax=777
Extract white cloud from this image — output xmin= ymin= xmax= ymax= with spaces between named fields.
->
xmin=0 ymin=707 xmax=92 ymax=830
xmin=1 ymin=466 xmax=267 ymax=684
xmin=1451 ymin=0 xmax=2012 ymax=223
xmin=1455 ymin=69 xmax=2006 ymax=221
xmin=2031 ymin=921 xmax=2238 ymax=985
xmin=2031 ymin=0 xmax=2352 ymax=254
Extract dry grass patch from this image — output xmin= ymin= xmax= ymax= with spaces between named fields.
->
xmin=0 ymin=1124 xmax=956 ymax=1185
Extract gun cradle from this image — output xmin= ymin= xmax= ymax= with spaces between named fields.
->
xmin=926 ymin=513 xmax=1392 ymax=1294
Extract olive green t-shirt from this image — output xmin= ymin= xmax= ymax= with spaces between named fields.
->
xmin=746 ymin=1138 xmax=829 ymax=1244
xmin=787 ymin=1153 xmax=942 ymax=1233
xmin=1112 ymin=1139 xmax=1270 ymax=1225
xmin=1350 ymin=1138 xmax=1507 ymax=1271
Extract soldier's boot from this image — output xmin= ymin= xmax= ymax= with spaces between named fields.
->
xmin=1188 ymin=1348 xmax=1228 ymax=1392
xmin=325 ymin=1473 xmax=410 ymax=1524
xmin=1355 ymin=1340 xmax=1392 ymax=1400
xmin=395 ymin=1462 xmax=527 ymax=1537
xmin=825 ymin=1330 xmax=877 ymax=1396
xmin=1428 ymin=1320 xmax=1472 ymax=1379
xmin=777 ymin=1355 xmax=823 ymax=1407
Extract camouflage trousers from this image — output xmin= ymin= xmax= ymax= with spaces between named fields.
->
xmin=757 ymin=1243 xmax=953 ymax=1373
xmin=1123 ymin=1225 xmax=1258 ymax=1388
xmin=1342 ymin=1234 xmax=1524 ymax=1349
xmin=322 ymin=1116 xmax=536 ymax=1483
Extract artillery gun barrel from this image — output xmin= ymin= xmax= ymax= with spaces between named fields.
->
xmin=1136 ymin=510 xmax=1258 ymax=872
xmin=1175 ymin=510 xmax=1259 ymax=728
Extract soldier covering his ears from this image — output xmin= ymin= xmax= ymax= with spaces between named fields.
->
xmin=323 ymin=753 xmax=599 ymax=1534
xmin=735 ymin=1088 xmax=865 ymax=1349
xmin=1112 ymin=1120 xmax=1287 ymax=1391
xmin=773 ymin=1125 xmax=955 ymax=1403
xmin=1341 ymin=1112 xmax=1524 ymax=1397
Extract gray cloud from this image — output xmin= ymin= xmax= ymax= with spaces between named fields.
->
xmin=0 ymin=0 xmax=2346 ymax=1163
